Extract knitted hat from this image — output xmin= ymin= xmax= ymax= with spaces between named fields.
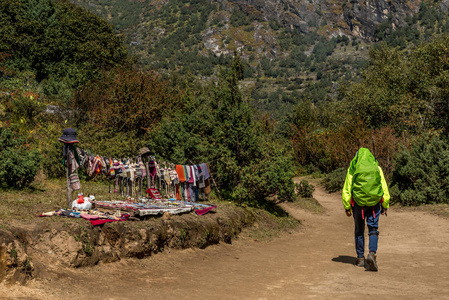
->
xmin=139 ymin=147 xmax=155 ymax=157
xmin=58 ymin=128 xmax=79 ymax=143
xmin=139 ymin=147 xmax=150 ymax=155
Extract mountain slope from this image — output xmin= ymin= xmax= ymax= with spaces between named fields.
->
xmin=71 ymin=0 xmax=449 ymax=117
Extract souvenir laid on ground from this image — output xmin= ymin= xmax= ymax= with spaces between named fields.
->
xmin=190 ymin=202 xmax=218 ymax=216
xmin=72 ymin=193 xmax=94 ymax=210
xmin=165 ymin=199 xmax=217 ymax=215
xmin=94 ymin=198 xmax=217 ymax=217
xmin=94 ymin=199 xmax=193 ymax=217
xmin=146 ymin=188 xmax=162 ymax=200
xmin=39 ymin=208 xmax=130 ymax=225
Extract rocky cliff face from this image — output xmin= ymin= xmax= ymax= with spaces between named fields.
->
xmin=343 ymin=0 xmax=421 ymax=39
xmin=228 ymin=0 xmax=422 ymax=40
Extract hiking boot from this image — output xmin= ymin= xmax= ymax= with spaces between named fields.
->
xmin=366 ymin=252 xmax=378 ymax=271
xmin=355 ymin=257 xmax=365 ymax=267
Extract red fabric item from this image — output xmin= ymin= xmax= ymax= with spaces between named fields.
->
xmin=176 ymin=184 xmax=181 ymax=200
xmin=146 ymin=188 xmax=162 ymax=199
xmin=176 ymin=165 xmax=186 ymax=183
xmin=188 ymin=166 xmax=194 ymax=183
xmin=89 ymin=214 xmax=130 ymax=226
xmin=77 ymin=194 xmax=84 ymax=204
xmin=195 ymin=206 xmax=217 ymax=216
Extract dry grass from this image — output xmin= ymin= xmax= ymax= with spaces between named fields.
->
xmin=292 ymin=196 xmax=324 ymax=214
xmin=242 ymin=206 xmax=300 ymax=241
xmin=0 ymin=179 xmax=124 ymax=221
xmin=394 ymin=203 xmax=449 ymax=219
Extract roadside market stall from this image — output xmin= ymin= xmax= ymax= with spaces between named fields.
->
xmin=43 ymin=128 xmax=217 ymax=225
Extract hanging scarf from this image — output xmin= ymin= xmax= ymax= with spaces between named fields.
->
xmin=176 ymin=165 xmax=186 ymax=182
xmin=200 ymin=163 xmax=210 ymax=180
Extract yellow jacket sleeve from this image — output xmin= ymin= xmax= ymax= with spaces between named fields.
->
xmin=378 ymin=166 xmax=390 ymax=209
xmin=342 ymin=167 xmax=353 ymax=211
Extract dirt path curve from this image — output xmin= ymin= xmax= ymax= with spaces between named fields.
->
xmin=3 ymin=179 xmax=449 ymax=299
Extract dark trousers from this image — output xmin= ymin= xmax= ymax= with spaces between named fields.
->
xmin=353 ymin=202 xmax=381 ymax=258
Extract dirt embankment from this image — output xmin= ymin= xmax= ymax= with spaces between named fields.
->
xmin=0 ymin=204 xmax=294 ymax=285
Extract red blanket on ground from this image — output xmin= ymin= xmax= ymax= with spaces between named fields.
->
xmin=89 ymin=214 xmax=130 ymax=226
xmin=194 ymin=206 xmax=217 ymax=216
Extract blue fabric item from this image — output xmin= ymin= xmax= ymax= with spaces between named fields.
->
xmin=200 ymin=163 xmax=210 ymax=180
xmin=353 ymin=202 xmax=381 ymax=258
xmin=68 ymin=211 xmax=81 ymax=218
xmin=195 ymin=186 xmax=199 ymax=201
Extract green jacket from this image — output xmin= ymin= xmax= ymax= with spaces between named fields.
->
xmin=342 ymin=148 xmax=390 ymax=210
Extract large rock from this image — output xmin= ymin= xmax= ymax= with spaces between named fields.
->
xmin=229 ymin=0 xmax=422 ymax=39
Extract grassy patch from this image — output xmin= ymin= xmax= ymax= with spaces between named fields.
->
xmin=292 ymin=196 xmax=324 ymax=214
xmin=243 ymin=205 xmax=300 ymax=241
xmin=0 ymin=178 xmax=129 ymax=222
xmin=395 ymin=204 xmax=449 ymax=219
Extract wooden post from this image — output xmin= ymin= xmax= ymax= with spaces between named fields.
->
xmin=158 ymin=165 xmax=162 ymax=196
xmin=209 ymin=173 xmax=221 ymax=195
xmin=66 ymin=147 xmax=72 ymax=209
xmin=145 ymin=160 xmax=150 ymax=189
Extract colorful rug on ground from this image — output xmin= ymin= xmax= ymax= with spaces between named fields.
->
xmin=38 ymin=208 xmax=130 ymax=226
xmin=38 ymin=199 xmax=216 ymax=226
xmin=94 ymin=199 xmax=217 ymax=216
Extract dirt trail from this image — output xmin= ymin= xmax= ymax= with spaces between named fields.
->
xmin=3 ymin=179 xmax=449 ymax=299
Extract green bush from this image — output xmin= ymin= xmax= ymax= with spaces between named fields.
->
xmin=41 ymin=138 xmax=65 ymax=179
xmin=391 ymin=136 xmax=449 ymax=205
xmin=0 ymin=128 xmax=41 ymax=189
xmin=10 ymin=93 xmax=45 ymax=130
xmin=147 ymin=55 xmax=296 ymax=205
xmin=322 ymin=167 xmax=346 ymax=193
xmin=295 ymin=180 xmax=315 ymax=198
xmin=0 ymin=0 xmax=129 ymax=99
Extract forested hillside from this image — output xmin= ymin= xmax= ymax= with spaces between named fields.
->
xmin=72 ymin=0 xmax=449 ymax=117
xmin=0 ymin=0 xmax=295 ymax=206
xmin=2 ymin=0 xmax=449 ymax=207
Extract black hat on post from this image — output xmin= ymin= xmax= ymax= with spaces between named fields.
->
xmin=139 ymin=147 xmax=155 ymax=156
xmin=139 ymin=147 xmax=150 ymax=156
xmin=58 ymin=128 xmax=79 ymax=144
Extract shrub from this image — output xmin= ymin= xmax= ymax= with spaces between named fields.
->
xmin=0 ymin=0 xmax=128 ymax=98
xmin=322 ymin=167 xmax=346 ymax=193
xmin=41 ymin=137 xmax=66 ymax=179
xmin=72 ymin=68 xmax=184 ymax=135
xmin=0 ymin=128 xmax=41 ymax=189
xmin=147 ymin=55 xmax=296 ymax=206
xmin=291 ymin=113 xmax=401 ymax=176
xmin=390 ymin=135 xmax=449 ymax=205
xmin=295 ymin=180 xmax=315 ymax=198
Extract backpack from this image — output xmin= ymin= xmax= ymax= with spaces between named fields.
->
xmin=351 ymin=148 xmax=383 ymax=206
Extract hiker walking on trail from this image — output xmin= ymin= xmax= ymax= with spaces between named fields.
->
xmin=342 ymin=148 xmax=390 ymax=271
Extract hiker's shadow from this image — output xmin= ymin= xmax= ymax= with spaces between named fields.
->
xmin=332 ymin=255 xmax=356 ymax=265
